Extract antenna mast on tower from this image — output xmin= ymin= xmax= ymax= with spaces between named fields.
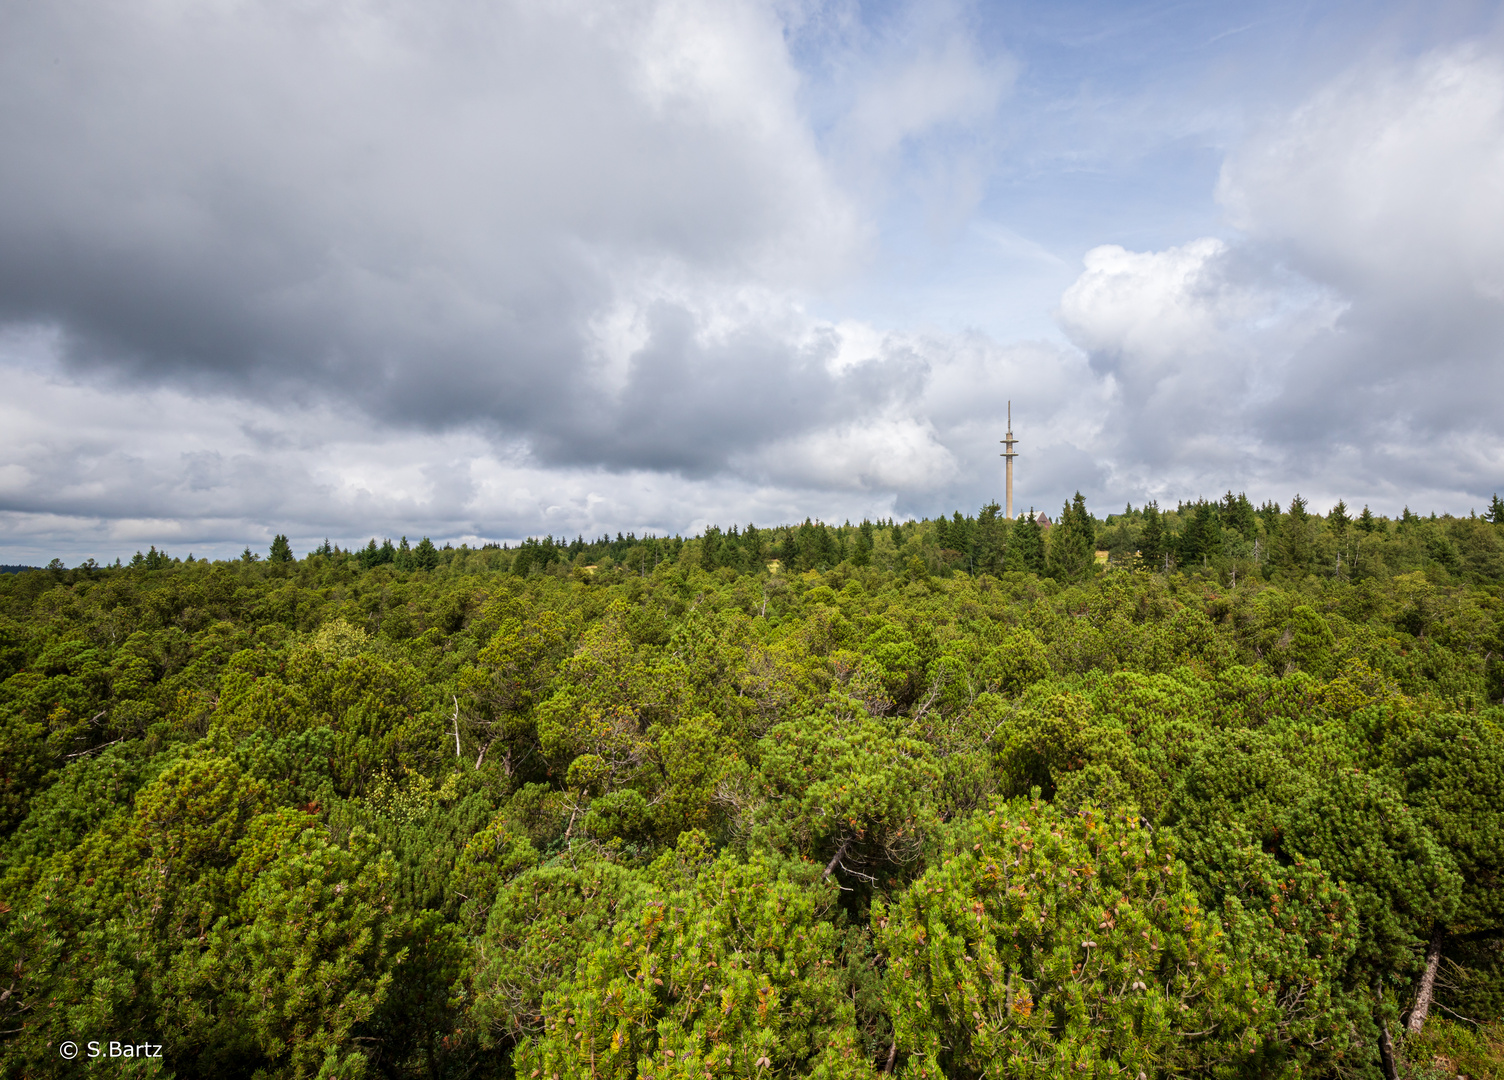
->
xmin=1000 ymin=401 xmax=1019 ymax=519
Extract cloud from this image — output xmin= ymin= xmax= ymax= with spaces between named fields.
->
xmin=0 ymin=0 xmax=859 ymax=445
xmin=1216 ymin=46 xmax=1504 ymax=464
xmin=1057 ymin=239 xmax=1341 ymax=481
xmin=794 ymin=0 xmax=1014 ymax=232
xmin=1227 ymin=46 xmax=1504 ymax=494
xmin=1054 ymin=44 xmax=1504 ymax=512
xmin=1219 ymin=46 xmax=1504 ymax=304
xmin=841 ymin=29 xmax=1011 ymax=161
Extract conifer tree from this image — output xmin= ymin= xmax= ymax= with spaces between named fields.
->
xmin=1222 ymin=490 xmax=1258 ymax=535
xmin=518 ymin=848 xmax=877 ymax=1079
xmin=1257 ymin=499 xmax=1281 ymax=535
xmin=1394 ymin=711 xmax=1504 ymax=1032
xmin=1178 ymin=501 xmax=1222 ymax=567
xmin=1272 ymin=494 xmax=1314 ymax=578
xmin=877 ymin=803 xmax=1261 ymax=1078
xmin=849 ymin=519 xmax=874 ymax=567
xmin=412 ymin=537 xmax=440 ymax=572
xmin=1137 ymin=500 xmax=1167 ymax=571
xmin=975 ymin=502 xmax=1005 ymax=574
xmin=1005 ymin=508 xmax=1044 ymax=573
xmin=1046 ymin=492 xmax=1095 ymax=581
xmin=698 ymin=525 xmax=722 ymax=571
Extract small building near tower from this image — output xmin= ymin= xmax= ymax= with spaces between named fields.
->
xmin=1034 ymin=511 xmax=1052 ymax=528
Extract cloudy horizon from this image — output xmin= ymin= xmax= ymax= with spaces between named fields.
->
xmin=2 ymin=0 xmax=1503 ymax=564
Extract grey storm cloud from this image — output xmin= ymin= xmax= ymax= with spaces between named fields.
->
xmin=0 ymin=0 xmax=871 ymax=470
xmin=534 ymin=311 xmax=929 ymax=475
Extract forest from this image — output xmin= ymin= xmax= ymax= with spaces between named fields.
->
xmin=1 ymin=492 xmax=1502 ymax=1079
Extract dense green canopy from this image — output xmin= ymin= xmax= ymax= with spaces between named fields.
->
xmin=2 ymin=497 xmax=1503 ymax=1078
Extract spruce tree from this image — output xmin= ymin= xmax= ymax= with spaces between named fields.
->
xmin=1222 ymin=490 xmax=1257 ymax=535
xmin=1005 ymin=508 xmax=1045 ymax=573
xmin=1138 ymin=500 xmax=1167 ymax=571
xmin=1258 ymin=499 xmax=1282 ymax=535
xmin=413 ymin=536 xmax=440 ymax=571
xmin=851 ymin=520 xmax=874 ymax=567
xmin=1273 ymin=494 xmax=1314 ymax=578
xmin=933 ymin=514 xmax=950 ymax=553
xmin=975 ymin=502 xmax=1004 ymax=574
xmin=1179 ymin=501 xmax=1222 ymax=567
xmin=698 ymin=526 xmax=722 ymax=571
xmin=1046 ymin=492 xmax=1095 ymax=581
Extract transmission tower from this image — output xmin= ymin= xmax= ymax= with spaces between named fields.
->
xmin=1000 ymin=401 xmax=1019 ymax=519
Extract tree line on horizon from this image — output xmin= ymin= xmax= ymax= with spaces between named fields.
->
xmin=47 ymin=489 xmax=1504 ymax=589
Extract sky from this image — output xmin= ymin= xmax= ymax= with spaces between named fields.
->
xmin=2 ymin=0 xmax=1503 ymax=563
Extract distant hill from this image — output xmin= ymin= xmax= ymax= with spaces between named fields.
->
xmin=0 ymin=565 xmax=39 ymax=575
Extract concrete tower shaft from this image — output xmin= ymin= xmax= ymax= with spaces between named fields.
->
xmin=1000 ymin=401 xmax=1019 ymax=520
